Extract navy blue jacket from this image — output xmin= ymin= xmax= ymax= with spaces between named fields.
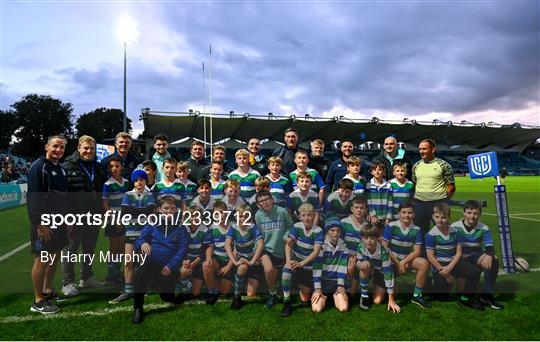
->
xmin=101 ymin=150 xmax=141 ymax=181
xmin=135 ymin=223 xmax=188 ymax=271
xmin=26 ymin=156 xmax=68 ymax=226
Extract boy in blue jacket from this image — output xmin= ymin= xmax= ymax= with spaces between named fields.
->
xmin=132 ymin=195 xmax=188 ymax=324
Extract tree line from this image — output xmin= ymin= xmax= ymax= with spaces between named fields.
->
xmin=0 ymin=94 xmax=133 ymax=157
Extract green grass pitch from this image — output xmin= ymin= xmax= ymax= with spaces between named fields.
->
xmin=0 ymin=176 xmax=539 ymax=340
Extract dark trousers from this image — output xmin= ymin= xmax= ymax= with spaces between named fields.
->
xmin=61 ymin=225 xmax=100 ymax=285
xmin=432 ymin=260 xmax=481 ymax=296
xmin=413 ymin=198 xmax=449 ymax=236
xmin=133 ymin=261 xmax=176 ymax=309
xmin=466 ymin=252 xmax=499 ymax=294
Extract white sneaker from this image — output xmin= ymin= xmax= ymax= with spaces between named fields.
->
xmin=61 ymin=283 xmax=79 ymax=297
xmin=79 ymin=277 xmax=105 ymax=288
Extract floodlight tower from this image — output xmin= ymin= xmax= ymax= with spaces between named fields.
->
xmin=116 ymin=16 xmax=139 ymax=132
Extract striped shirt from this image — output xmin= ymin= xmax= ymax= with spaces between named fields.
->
xmin=357 ymin=242 xmax=395 ymax=294
xmin=210 ymin=178 xmax=226 ymax=201
xmin=265 ymin=174 xmax=292 ymax=208
xmin=382 ymin=220 xmax=422 ymax=261
xmin=451 ymin=220 xmax=494 ymax=258
xmin=151 ymin=179 xmax=186 ymax=207
xmin=312 ymin=237 xmax=349 ymax=290
xmin=289 ymin=189 xmax=320 ymax=221
xmin=190 ymin=195 xmax=216 ymax=213
xmin=289 ymin=168 xmax=326 ymax=193
xmin=226 ymin=224 xmax=263 ymax=260
xmin=204 ymin=224 xmax=231 ymax=263
xmin=102 ymin=177 xmax=131 ymax=210
xmin=228 ymin=168 xmax=261 ymax=199
xmin=221 ymin=195 xmax=247 ymax=214
xmin=121 ymin=188 xmax=155 ymax=232
xmin=367 ymin=178 xmax=393 ymax=220
xmin=323 ymin=191 xmax=353 ymax=219
xmin=425 ymin=226 xmax=461 ymax=266
xmin=342 ymin=174 xmax=367 ymax=197
xmin=341 ymin=216 xmax=368 ymax=254
xmin=390 ymin=178 xmax=414 ymax=219
xmin=289 ymin=222 xmax=324 ymax=270
xmin=179 ymin=179 xmax=198 ymax=203
xmin=185 ymin=223 xmax=208 ymax=261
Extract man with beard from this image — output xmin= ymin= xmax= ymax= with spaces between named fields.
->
xmin=101 ymin=132 xmax=141 ymax=180
xmin=271 ymin=128 xmax=304 ymax=175
xmin=325 ymin=140 xmax=354 ymax=193
xmin=248 ymin=138 xmax=268 ymax=176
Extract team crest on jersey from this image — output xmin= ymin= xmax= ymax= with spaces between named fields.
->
xmin=52 ymin=171 xmax=57 ymax=176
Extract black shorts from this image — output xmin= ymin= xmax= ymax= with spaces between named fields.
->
xmin=372 ymin=270 xmax=386 ymax=290
xmin=262 ymin=250 xmax=284 ymax=268
xmin=104 ymin=224 xmax=125 ymax=237
xmin=293 ymin=268 xmax=313 ymax=289
xmin=30 ymin=225 xmax=68 ymax=256
xmin=246 ymin=264 xmax=264 ymax=283
xmin=215 ymin=257 xmax=234 ymax=281
xmin=184 ymin=263 xmax=203 ymax=281
xmin=321 ymin=279 xmax=339 ymax=294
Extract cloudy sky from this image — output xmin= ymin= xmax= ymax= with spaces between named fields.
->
xmin=1 ymin=1 xmax=539 ymax=137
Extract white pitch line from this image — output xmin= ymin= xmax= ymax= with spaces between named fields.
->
xmin=0 ymin=242 xmax=30 ymax=262
xmin=450 ymin=209 xmax=540 ymax=222
xmin=507 ymin=213 xmax=540 ymax=216
xmin=499 ymin=267 xmax=540 ymax=276
xmin=0 ymin=298 xmax=230 ymax=324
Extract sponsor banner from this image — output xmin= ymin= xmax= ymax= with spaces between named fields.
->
xmin=96 ymin=144 xmax=116 ymax=162
xmin=494 ymin=185 xmax=515 ymax=273
xmin=467 ymin=151 xmax=499 ymax=179
xmin=0 ymin=183 xmax=27 ymax=210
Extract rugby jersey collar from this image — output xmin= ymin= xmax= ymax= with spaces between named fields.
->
xmin=107 ymin=176 xmax=126 ymax=187
xmin=324 ymin=236 xmax=345 ymax=253
xmin=369 ymin=177 xmax=388 ymax=188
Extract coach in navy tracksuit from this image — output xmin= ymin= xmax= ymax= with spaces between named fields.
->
xmin=27 ymin=136 xmax=69 ymax=315
xmin=132 ymin=195 xmax=188 ymax=324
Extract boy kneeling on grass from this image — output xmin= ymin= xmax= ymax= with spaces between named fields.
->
xmin=381 ymin=202 xmax=431 ymax=308
xmin=131 ymin=195 xmax=188 ymax=324
xmin=357 ymin=222 xmax=400 ymax=313
xmin=311 ymin=218 xmax=349 ymax=313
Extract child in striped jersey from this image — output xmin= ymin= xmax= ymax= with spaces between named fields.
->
xmin=221 ymin=179 xmax=247 ymax=214
xmin=203 ymin=201 xmax=234 ymax=305
xmin=176 ymin=161 xmax=197 ymax=204
xmin=228 ymin=149 xmax=261 ymax=200
xmin=225 ymin=204 xmax=264 ymax=310
xmin=381 ymin=202 xmax=431 ymax=308
xmin=209 ymin=161 xmax=226 ymax=201
xmin=311 ymin=218 xmax=349 ymax=313
xmin=289 ymin=150 xmax=326 ymax=205
xmin=389 ymin=162 xmax=414 ymax=220
xmin=289 ymin=171 xmax=321 ymax=225
xmin=102 ymin=156 xmax=131 ymax=286
xmin=343 ymin=156 xmax=367 ymax=198
xmin=367 ymin=161 xmax=393 ymax=225
xmin=151 ymin=158 xmax=186 ymax=211
xmin=323 ymin=178 xmax=354 ymax=220
xmin=341 ymin=197 xmax=369 ymax=297
xmin=357 ymin=223 xmax=400 ymax=313
xmin=247 ymin=176 xmax=270 ymax=214
xmin=190 ymin=179 xmax=216 ymax=213
xmin=281 ymin=203 xmax=323 ymax=317
xmin=451 ymin=200 xmax=503 ymax=309
xmin=110 ymin=169 xmax=156 ymax=304
xmin=425 ymin=203 xmax=484 ymax=310
xmin=175 ymin=204 xmax=208 ymax=303
xmin=265 ymin=156 xmax=292 ymax=209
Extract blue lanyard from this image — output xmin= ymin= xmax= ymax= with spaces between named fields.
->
xmin=79 ymin=161 xmax=95 ymax=183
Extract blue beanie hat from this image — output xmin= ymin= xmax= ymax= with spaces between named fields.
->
xmin=131 ymin=169 xmax=148 ymax=183
xmin=324 ymin=217 xmax=343 ymax=235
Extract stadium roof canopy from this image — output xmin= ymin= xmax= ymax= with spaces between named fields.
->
xmin=141 ymin=110 xmax=540 ymax=153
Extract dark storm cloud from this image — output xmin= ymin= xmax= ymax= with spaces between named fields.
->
xmin=153 ymin=2 xmax=539 ymax=120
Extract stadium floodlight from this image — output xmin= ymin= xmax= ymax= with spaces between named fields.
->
xmin=371 ymin=117 xmax=379 ymax=123
xmin=290 ymin=114 xmax=296 ymax=121
xmin=116 ymin=16 xmax=139 ymax=132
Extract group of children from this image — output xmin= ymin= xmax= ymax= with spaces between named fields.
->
xmin=98 ymin=148 xmax=503 ymax=324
